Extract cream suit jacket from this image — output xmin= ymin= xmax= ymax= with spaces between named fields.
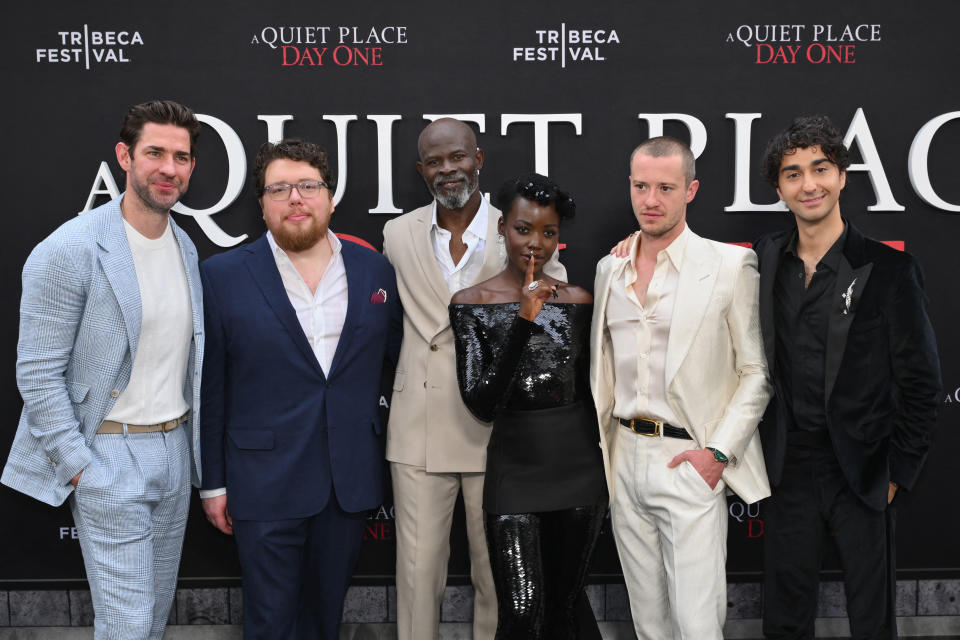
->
xmin=383 ymin=201 xmax=566 ymax=472
xmin=589 ymin=229 xmax=772 ymax=504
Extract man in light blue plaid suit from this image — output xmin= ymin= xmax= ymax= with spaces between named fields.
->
xmin=1 ymin=100 xmax=205 ymax=639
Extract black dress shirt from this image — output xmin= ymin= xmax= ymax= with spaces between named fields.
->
xmin=773 ymin=225 xmax=847 ymax=437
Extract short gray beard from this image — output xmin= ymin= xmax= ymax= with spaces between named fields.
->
xmin=431 ymin=170 xmax=478 ymax=210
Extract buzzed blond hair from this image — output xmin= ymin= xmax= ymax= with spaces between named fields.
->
xmin=630 ymin=136 xmax=696 ymax=185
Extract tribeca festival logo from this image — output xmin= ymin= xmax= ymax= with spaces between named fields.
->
xmin=512 ymin=24 xmax=621 ymax=67
xmin=727 ymin=23 xmax=882 ymax=65
xmin=35 ymin=26 xmax=144 ymax=69
xmin=250 ymin=25 xmax=408 ymax=67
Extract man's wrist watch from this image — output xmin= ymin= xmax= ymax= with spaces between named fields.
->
xmin=707 ymin=447 xmax=729 ymax=465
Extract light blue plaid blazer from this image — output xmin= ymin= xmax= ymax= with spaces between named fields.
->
xmin=1 ymin=195 xmax=204 ymax=506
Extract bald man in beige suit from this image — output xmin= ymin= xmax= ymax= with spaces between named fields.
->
xmin=383 ymin=118 xmax=564 ymax=640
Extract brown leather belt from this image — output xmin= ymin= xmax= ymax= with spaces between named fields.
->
xmin=97 ymin=412 xmax=188 ymax=435
xmin=618 ymin=417 xmax=692 ymax=440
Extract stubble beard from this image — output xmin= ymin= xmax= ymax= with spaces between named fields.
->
xmin=637 ymin=212 xmax=680 ymax=239
xmin=130 ymin=174 xmax=184 ymax=215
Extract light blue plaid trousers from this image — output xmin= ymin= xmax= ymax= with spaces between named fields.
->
xmin=70 ymin=424 xmax=191 ymax=640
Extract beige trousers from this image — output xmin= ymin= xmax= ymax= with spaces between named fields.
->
xmin=391 ymin=462 xmax=497 ymax=640
xmin=611 ymin=425 xmax=729 ymax=640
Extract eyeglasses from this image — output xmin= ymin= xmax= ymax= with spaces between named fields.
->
xmin=263 ymin=180 xmax=329 ymax=201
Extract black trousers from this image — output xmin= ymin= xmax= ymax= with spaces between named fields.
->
xmin=485 ymin=503 xmax=607 ymax=640
xmin=762 ymin=445 xmax=897 ymax=640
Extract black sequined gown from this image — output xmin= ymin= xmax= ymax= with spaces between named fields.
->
xmin=450 ymin=302 xmax=607 ymax=640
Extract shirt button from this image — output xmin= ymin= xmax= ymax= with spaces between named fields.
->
xmin=430 ymin=344 xmax=439 ymax=352
xmin=423 ymin=381 xmax=428 ymax=388
xmin=110 ymin=389 xmax=120 ymax=398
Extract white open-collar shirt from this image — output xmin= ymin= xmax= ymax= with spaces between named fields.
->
xmin=430 ymin=197 xmax=489 ymax=294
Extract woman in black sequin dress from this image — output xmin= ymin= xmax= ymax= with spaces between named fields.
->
xmin=449 ymin=173 xmax=608 ymax=639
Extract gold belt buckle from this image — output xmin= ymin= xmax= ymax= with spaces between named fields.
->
xmin=635 ymin=418 xmax=661 ymax=437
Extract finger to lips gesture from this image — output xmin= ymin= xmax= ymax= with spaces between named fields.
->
xmin=519 ymin=250 xmax=557 ymax=321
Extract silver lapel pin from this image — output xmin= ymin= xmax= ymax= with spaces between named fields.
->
xmin=841 ymin=277 xmax=857 ymax=315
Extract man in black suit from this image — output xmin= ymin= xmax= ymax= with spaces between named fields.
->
xmin=755 ymin=115 xmax=941 ymax=639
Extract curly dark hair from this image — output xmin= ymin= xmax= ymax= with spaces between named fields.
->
xmin=119 ymin=100 xmax=201 ymax=157
xmin=495 ymin=172 xmax=576 ymax=222
xmin=761 ymin=115 xmax=850 ymax=188
xmin=253 ymin=139 xmax=336 ymax=198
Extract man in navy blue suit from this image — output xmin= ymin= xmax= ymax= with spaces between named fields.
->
xmin=199 ymin=139 xmax=402 ymax=640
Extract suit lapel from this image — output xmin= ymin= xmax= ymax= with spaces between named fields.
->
xmin=665 ymin=233 xmax=720 ymax=387
xmin=409 ymin=205 xmax=453 ymax=309
xmin=97 ymin=199 xmax=142 ymax=358
xmin=824 ymin=255 xmax=872 ymax=402
xmin=327 ymin=243 xmax=366 ymax=378
xmin=589 ymin=255 xmax=626 ymax=396
xmin=170 ymin=220 xmax=203 ymax=337
xmin=758 ymin=236 xmax=785 ymax=375
xmin=244 ymin=236 xmax=326 ymax=378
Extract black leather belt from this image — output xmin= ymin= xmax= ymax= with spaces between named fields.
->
xmin=618 ymin=417 xmax=692 ymax=440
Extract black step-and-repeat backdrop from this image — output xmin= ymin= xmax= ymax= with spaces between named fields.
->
xmin=2 ymin=1 xmax=958 ymax=586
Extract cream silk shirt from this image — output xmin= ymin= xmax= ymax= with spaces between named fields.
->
xmin=605 ymin=225 xmax=692 ymax=429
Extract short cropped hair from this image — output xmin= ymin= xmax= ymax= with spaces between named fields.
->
xmin=119 ymin=100 xmax=201 ymax=156
xmin=761 ymin=115 xmax=850 ymax=187
xmin=630 ymin=136 xmax=696 ymax=185
xmin=253 ymin=139 xmax=336 ymax=198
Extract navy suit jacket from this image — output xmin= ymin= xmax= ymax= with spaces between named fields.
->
xmin=756 ymin=221 xmax=941 ymax=511
xmin=199 ymin=234 xmax=401 ymax=521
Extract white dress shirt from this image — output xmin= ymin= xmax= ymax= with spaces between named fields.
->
xmin=430 ymin=198 xmax=489 ymax=294
xmin=266 ymin=230 xmax=348 ymax=376
xmin=605 ymin=225 xmax=692 ymax=429
xmin=200 ymin=230 xmax=348 ymax=500
xmin=105 ymin=219 xmax=191 ymax=424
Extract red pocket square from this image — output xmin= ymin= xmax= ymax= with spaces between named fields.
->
xmin=370 ymin=288 xmax=388 ymax=304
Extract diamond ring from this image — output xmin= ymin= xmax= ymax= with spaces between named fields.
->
xmin=527 ymin=280 xmax=541 ymax=292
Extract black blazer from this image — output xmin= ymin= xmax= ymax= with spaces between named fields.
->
xmin=755 ymin=221 xmax=941 ymax=511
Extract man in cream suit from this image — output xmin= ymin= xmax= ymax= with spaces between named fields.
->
xmin=590 ymin=136 xmax=771 ymax=639
xmin=2 ymin=100 xmax=204 ymax=639
xmin=383 ymin=118 xmax=564 ymax=640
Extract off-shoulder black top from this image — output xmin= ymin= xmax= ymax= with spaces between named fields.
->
xmin=449 ymin=302 xmax=593 ymax=420
xmin=450 ymin=302 xmax=606 ymax=514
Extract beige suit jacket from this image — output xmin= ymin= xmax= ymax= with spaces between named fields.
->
xmin=383 ymin=201 xmax=566 ymax=472
xmin=589 ymin=229 xmax=772 ymax=504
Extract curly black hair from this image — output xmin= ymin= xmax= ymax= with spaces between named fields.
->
xmin=761 ymin=115 xmax=850 ymax=188
xmin=495 ymin=172 xmax=576 ymax=221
